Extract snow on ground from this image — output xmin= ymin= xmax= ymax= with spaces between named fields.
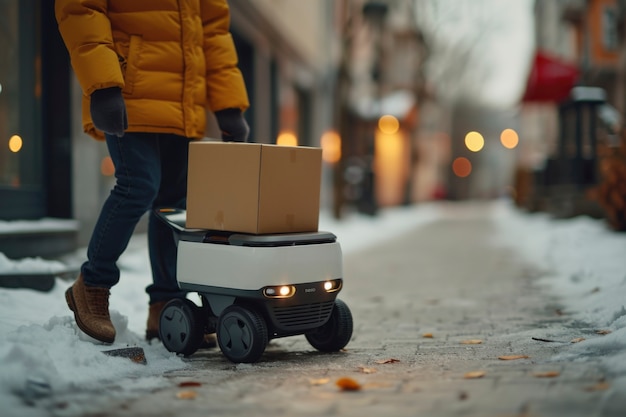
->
xmin=1 ymin=200 xmax=625 ymax=416
xmin=490 ymin=202 xmax=626 ymax=377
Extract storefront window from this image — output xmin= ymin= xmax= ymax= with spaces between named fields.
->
xmin=0 ymin=0 xmax=44 ymax=219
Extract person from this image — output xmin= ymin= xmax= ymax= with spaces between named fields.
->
xmin=55 ymin=0 xmax=250 ymax=344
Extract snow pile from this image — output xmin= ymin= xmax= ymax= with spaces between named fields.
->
xmin=0 ymin=253 xmax=68 ymax=275
xmin=492 ymin=202 xmax=626 ymax=376
xmin=0 ymin=218 xmax=78 ymax=234
xmin=0 ymin=236 xmax=189 ymax=417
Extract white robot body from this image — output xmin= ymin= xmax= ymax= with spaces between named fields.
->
xmin=154 ymin=208 xmax=353 ymax=363
xmin=176 ymin=240 xmax=343 ymax=290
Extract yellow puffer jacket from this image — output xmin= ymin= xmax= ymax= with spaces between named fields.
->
xmin=55 ymin=0 xmax=249 ymax=140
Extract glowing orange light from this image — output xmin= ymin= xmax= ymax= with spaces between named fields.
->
xmin=464 ymin=131 xmax=484 ymax=152
xmin=500 ymin=128 xmax=519 ymax=149
xmin=452 ymin=157 xmax=472 ymax=178
xmin=276 ymin=131 xmax=298 ymax=146
xmin=378 ymin=115 xmax=400 ymax=134
xmin=321 ymin=130 xmax=341 ymax=164
xmin=8 ymin=135 xmax=22 ymax=153
xmin=101 ymin=156 xmax=115 ymax=176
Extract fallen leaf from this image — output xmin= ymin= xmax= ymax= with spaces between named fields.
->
xmin=498 ymin=355 xmax=529 ymax=361
xmin=571 ymin=337 xmax=586 ymax=343
xmin=533 ymin=371 xmax=560 ymax=378
xmin=464 ymin=370 xmax=486 ymax=379
xmin=422 ymin=333 xmax=434 ymax=338
xmin=375 ymin=358 xmax=400 ymax=364
xmin=595 ymin=329 xmax=612 ymax=335
xmin=357 ymin=366 xmax=377 ymax=374
xmin=584 ymin=382 xmax=610 ymax=392
xmin=176 ymin=390 xmax=197 ymax=400
xmin=460 ymin=339 xmax=482 ymax=345
xmin=336 ymin=377 xmax=362 ymax=391
xmin=309 ymin=378 xmax=330 ymax=386
xmin=130 ymin=353 xmax=146 ymax=364
xmin=178 ymin=381 xmax=202 ymax=387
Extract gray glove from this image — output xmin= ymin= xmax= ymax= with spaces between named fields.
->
xmin=90 ymin=87 xmax=127 ymax=137
xmin=214 ymin=108 xmax=250 ymax=142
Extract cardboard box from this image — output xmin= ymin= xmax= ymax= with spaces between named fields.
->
xmin=186 ymin=142 xmax=322 ymax=234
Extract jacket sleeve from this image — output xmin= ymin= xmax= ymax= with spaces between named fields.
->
xmin=55 ymin=0 xmax=124 ymax=96
xmin=200 ymin=0 xmax=250 ymax=112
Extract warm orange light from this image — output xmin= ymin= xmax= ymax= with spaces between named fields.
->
xmin=464 ymin=131 xmax=484 ymax=152
xmin=321 ymin=130 xmax=341 ymax=164
xmin=276 ymin=131 xmax=298 ymax=146
xmin=452 ymin=157 xmax=472 ymax=178
xmin=101 ymin=156 xmax=115 ymax=176
xmin=375 ymin=128 xmax=408 ymax=205
xmin=500 ymin=128 xmax=519 ymax=149
xmin=8 ymin=135 xmax=22 ymax=153
xmin=378 ymin=115 xmax=400 ymax=135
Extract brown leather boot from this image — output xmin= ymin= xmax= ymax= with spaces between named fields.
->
xmin=65 ymin=274 xmax=115 ymax=343
xmin=146 ymin=300 xmax=168 ymax=341
xmin=146 ymin=300 xmax=217 ymax=348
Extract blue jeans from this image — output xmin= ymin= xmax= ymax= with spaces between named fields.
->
xmin=81 ymin=132 xmax=191 ymax=304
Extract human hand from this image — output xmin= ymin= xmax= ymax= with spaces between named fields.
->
xmin=90 ymin=87 xmax=128 ymax=137
xmin=214 ymin=108 xmax=250 ymax=142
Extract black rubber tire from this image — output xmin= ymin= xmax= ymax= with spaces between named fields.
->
xmin=305 ymin=299 xmax=353 ymax=352
xmin=159 ymin=299 xmax=205 ymax=356
xmin=217 ymin=305 xmax=268 ymax=363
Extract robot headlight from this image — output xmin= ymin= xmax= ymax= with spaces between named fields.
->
xmin=323 ymin=279 xmax=342 ymax=293
xmin=263 ymin=285 xmax=296 ymax=298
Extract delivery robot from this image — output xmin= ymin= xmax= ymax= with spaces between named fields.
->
xmin=155 ymin=208 xmax=353 ymax=363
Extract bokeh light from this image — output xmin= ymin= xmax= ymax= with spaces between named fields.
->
xmin=100 ymin=156 xmax=115 ymax=176
xmin=378 ymin=115 xmax=400 ymax=134
xmin=452 ymin=157 xmax=472 ymax=178
xmin=500 ymin=128 xmax=519 ymax=149
xmin=320 ymin=130 xmax=341 ymax=164
xmin=464 ymin=131 xmax=484 ymax=152
xmin=8 ymin=135 xmax=22 ymax=153
xmin=276 ymin=131 xmax=298 ymax=146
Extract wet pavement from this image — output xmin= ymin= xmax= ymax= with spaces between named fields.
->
xmin=87 ymin=206 xmax=625 ymax=417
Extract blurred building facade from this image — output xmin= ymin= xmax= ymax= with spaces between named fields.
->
xmin=517 ymin=0 xmax=581 ymax=185
xmin=331 ymin=0 xmax=426 ymax=217
xmin=516 ymin=0 xmax=621 ymax=217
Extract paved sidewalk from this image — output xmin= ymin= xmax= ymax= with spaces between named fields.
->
xmin=99 ymin=208 xmax=624 ymax=417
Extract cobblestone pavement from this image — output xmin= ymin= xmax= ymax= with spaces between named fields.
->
xmin=96 ymin=208 xmax=624 ymax=417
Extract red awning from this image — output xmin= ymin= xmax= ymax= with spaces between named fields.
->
xmin=522 ymin=51 xmax=580 ymax=103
